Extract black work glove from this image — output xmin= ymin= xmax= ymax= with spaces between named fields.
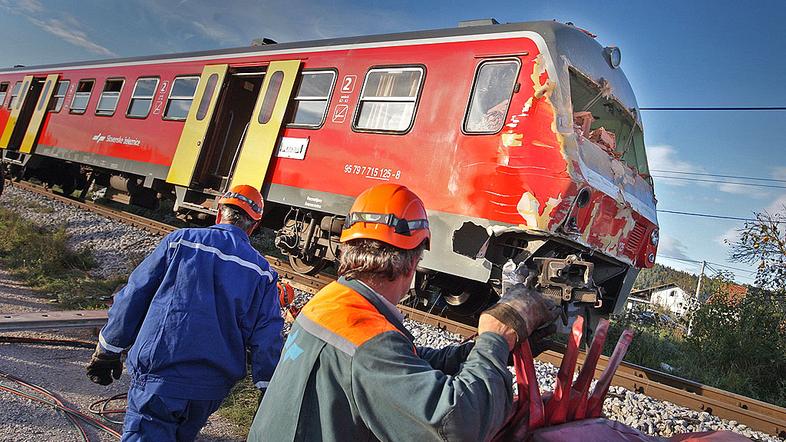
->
xmin=529 ymin=323 xmax=557 ymax=357
xmin=87 ymin=347 xmax=123 ymax=386
xmin=483 ymin=283 xmax=561 ymax=344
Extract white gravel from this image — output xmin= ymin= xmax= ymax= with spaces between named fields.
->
xmin=0 ymin=185 xmax=244 ymax=441
xmin=401 ymin=317 xmax=781 ymax=441
xmin=1 ymin=184 xmax=158 ymax=279
xmin=2 ymin=182 xmax=782 ymax=441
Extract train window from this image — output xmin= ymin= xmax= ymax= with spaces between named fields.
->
xmin=49 ymin=80 xmax=70 ymax=113
xmin=196 ymin=73 xmax=218 ymax=121
xmin=258 ymin=71 xmax=284 ymax=124
xmin=96 ymin=78 xmax=125 ymax=116
xmin=568 ymin=68 xmax=649 ymax=174
xmin=164 ymin=76 xmax=199 ymax=120
xmin=286 ymin=71 xmax=336 ymax=128
xmin=70 ymin=80 xmax=94 ymax=114
xmin=0 ymin=83 xmax=7 ymax=107
xmin=354 ymin=67 xmax=423 ymax=133
xmin=127 ymin=77 xmax=159 ymax=118
xmin=464 ymin=60 xmax=520 ymax=134
xmin=37 ymin=80 xmax=52 ymax=111
xmin=7 ymin=82 xmax=21 ymax=110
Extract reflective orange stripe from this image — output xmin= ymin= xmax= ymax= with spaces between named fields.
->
xmin=301 ymin=281 xmax=400 ymax=347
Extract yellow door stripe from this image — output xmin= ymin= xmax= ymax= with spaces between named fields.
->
xmin=0 ymin=75 xmax=34 ymax=149
xmin=166 ymin=64 xmax=228 ymax=186
xmin=230 ymin=60 xmax=301 ymax=190
xmin=20 ymin=74 xmax=60 ymax=154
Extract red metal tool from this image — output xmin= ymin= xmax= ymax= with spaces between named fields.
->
xmin=544 ymin=315 xmax=584 ymax=425
xmin=568 ymin=318 xmax=610 ymax=420
xmin=493 ymin=316 xmax=635 ymax=441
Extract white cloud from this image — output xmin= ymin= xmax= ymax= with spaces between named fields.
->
xmin=0 ymin=0 xmax=42 ymax=13
xmin=648 ymin=145 xmax=701 ymax=177
xmin=26 ymin=17 xmax=116 ymax=57
xmin=649 ymin=144 xmax=769 ymax=198
xmin=1 ymin=0 xmax=115 ymax=57
xmin=191 ymin=20 xmax=237 ymax=44
xmin=772 ymin=167 xmax=786 ymax=181
xmin=715 ymin=192 xmax=786 ymax=246
xmin=657 ymin=233 xmax=691 ymax=260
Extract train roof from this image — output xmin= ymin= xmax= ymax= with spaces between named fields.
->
xmin=0 ymin=20 xmax=639 ymax=120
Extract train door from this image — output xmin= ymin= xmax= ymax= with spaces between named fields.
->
xmin=168 ymin=60 xmax=301 ymax=216
xmin=19 ymin=74 xmax=59 ymax=154
xmin=0 ymin=75 xmax=47 ymax=151
xmin=192 ymin=68 xmax=267 ymax=191
xmin=230 ymin=60 xmax=301 ymax=190
xmin=166 ymin=64 xmax=229 ymax=187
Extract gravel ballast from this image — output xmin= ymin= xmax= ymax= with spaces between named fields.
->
xmin=2 ymin=183 xmax=783 ymax=441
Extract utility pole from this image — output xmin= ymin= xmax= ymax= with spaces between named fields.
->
xmin=687 ymin=260 xmax=706 ymax=336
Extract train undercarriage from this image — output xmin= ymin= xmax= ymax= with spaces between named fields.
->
xmin=2 ymin=154 xmax=636 ymax=332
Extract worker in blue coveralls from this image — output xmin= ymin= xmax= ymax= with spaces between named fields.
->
xmin=86 ymin=184 xmax=284 ymax=441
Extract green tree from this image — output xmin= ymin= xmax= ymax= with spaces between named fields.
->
xmin=729 ymin=206 xmax=786 ymax=295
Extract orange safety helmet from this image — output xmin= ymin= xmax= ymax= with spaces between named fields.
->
xmin=340 ymin=183 xmax=430 ymax=250
xmin=217 ymin=184 xmax=264 ymax=221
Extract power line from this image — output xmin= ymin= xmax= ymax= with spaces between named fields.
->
xmin=657 ymin=209 xmax=786 ymax=224
xmin=657 ymin=255 xmax=757 ymax=275
xmin=658 ymin=209 xmax=756 ymax=223
xmin=640 ymin=106 xmax=786 ymax=111
xmin=650 ymin=169 xmax=786 ymax=184
xmin=652 ymin=175 xmax=786 ymax=189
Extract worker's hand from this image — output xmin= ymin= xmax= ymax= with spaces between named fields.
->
xmin=482 ymin=283 xmax=561 ymax=345
xmin=86 ymin=347 xmax=123 ymax=386
xmin=478 ymin=314 xmax=517 ymax=350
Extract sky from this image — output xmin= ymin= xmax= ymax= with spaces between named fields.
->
xmin=1 ymin=0 xmax=784 ymax=284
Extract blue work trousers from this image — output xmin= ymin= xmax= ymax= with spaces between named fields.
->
xmin=121 ymin=385 xmax=223 ymax=441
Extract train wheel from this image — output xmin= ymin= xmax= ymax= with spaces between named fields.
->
xmin=441 ymin=279 xmax=495 ymax=318
xmin=60 ymin=177 xmax=77 ymax=197
xmin=288 ymin=254 xmax=326 ymax=276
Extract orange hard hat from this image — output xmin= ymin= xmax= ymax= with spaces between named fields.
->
xmin=340 ymin=183 xmax=430 ymax=250
xmin=218 ymin=184 xmax=264 ymax=221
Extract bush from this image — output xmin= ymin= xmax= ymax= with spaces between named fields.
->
xmin=679 ymin=291 xmax=786 ymax=406
xmin=605 ymin=313 xmax=682 ymax=370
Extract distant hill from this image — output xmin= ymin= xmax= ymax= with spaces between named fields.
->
xmin=633 ymin=263 xmax=752 ymax=302
xmin=633 ymin=263 xmax=698 ymax=293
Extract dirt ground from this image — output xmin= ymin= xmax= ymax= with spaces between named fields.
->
xmin=0 ymin=267 xmax=245 ymax=442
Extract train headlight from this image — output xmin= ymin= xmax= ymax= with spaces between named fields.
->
xmin=647 ymin=253 xmax=656 ymax=264
xmin=650 ymin=229 xmax=659 ymax=246
xmin=604 ymin=46 xmax=621 ymax=69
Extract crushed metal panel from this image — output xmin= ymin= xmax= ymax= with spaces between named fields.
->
xmin=452 ymin=221 xmax=491 ymax=258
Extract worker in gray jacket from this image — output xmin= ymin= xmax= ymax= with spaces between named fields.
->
xmin=248 ymin=183 xmax=560 ymax=441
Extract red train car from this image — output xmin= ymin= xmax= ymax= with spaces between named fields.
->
xmin=0 ymin=20 xmax=658 ymax=323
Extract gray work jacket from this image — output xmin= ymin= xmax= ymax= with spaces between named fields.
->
xmin=248 ymin=277 xmax=513 ymax=442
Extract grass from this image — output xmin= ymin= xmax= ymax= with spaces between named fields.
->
xmin=0 ymin=206 xmax=125 ymax=309
xmin=218 ymin=375 xmax=260 ymax=432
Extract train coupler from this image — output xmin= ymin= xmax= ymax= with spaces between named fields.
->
xmin=532 ymin=255 xmax=603 ymax=309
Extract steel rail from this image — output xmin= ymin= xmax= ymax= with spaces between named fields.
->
xmin=6 ymin=179 xmax=786 ymax=438
xmin=8 ymin=180 xmax=175 ymax=236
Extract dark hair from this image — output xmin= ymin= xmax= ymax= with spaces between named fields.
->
xmin=219 ymin=204 xmax=256 ymax=231
xmin=338 ymin=239 xmax=425 ymax=282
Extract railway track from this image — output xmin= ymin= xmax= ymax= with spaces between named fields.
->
xmin=5 ymin=179 xmax=786 ymax=439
